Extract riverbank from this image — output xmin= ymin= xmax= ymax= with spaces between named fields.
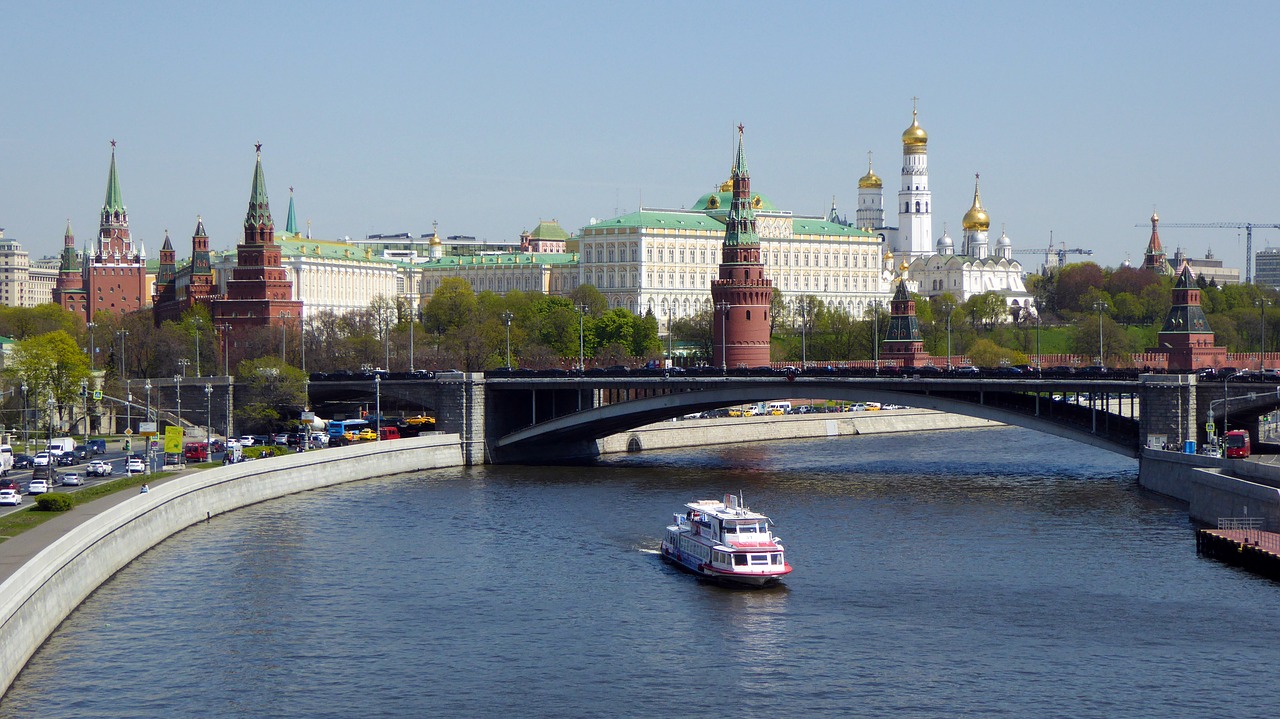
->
xmin=0 ymin=434 xmax=464 ymax=696
xmin=598 ymin=408 xmax=1003 ymax=454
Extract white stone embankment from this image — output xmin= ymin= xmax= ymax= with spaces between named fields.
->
xmin=598 ymin=408 xmax=1003 ymax=454
xmin=0 ymin=434 xmax=464 ymax=695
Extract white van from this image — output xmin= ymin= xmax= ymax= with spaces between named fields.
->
xmin=767 ymin=402 xmax=792 ymax=415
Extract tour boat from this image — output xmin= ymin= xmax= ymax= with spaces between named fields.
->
xmin=661 ymin=494 xmax=792 ymax=587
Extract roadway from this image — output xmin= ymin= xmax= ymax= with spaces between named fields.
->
xmin=0 ymin=444 xmax=146 ymax=519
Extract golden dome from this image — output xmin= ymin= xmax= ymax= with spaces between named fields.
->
xmin=898 ymin=260 xmax=910 ymax=272
xmin=902 ymin=109 xmax=928 ymax=148
xmin=884 ymin=250 xmax=894 ymax=261
xmin=962 ymin=175 xmax=990 ymax=232
xmin=1151 ymin=211 xmax=1159 ymax=224
xmin=858 ymin=152 xmax=882 ymax=189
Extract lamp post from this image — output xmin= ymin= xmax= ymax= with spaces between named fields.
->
xmin=1093 ymin=300 xmax=1108 ymax=367
xmin=715 ymin=300 xmax=731 ymax=373
xmin=20 ymin=382 xmax=27 ymax=452
xmin=502 ymin=311 xmax=514 ymax=368
xmin=125 ymin=379 xmax=132 ymax=441
xmin=300 ymin=316 xmax=308 ymax=374
xmin=193 ymin=317 xmax=202 ymax=377
xmin=205 ymin=383 xmax=213 ymax=447
xmin=577 ymin=304 xmax=589 ymax=373
xmin=942 ymin=302 xmax=955 ymax=371
xmin=374 ymin=374 xmax=382 ymax=440
xmin=178 ymin=358 xmax=190 ymax=378
xmin=870 ymin=300 xmax=881 ymax=374
xmin=408 ymin=309 xmax=415 ymax=373
xmin=116 ymin=330 xmax=129 ymax=379
xmin=144 ymin=379 xmax=153 ymax=474
xmin=219 ymin=323 xmax=232 ymax=376
xmin=279 ymin=311 xmax=290 ymax=364
xmin=799 ymin=299 xmax=808 ymax=371
xmin=1035 ymin=310 xmax=1043 ymax=372
xmin=80 ymin=378 xmax=89 ymax=449
xmin=174 ymin=374 xmax=183 ymax=433
xmin=46 ymin=394 xmax=55 ymax=446
xmin=86 ymin=322 xmax=96 ymax=368
xmin=1257 ymin=298 xmax=1269 ymax=371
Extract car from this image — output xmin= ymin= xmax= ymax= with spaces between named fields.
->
xmin=126 ymin=458 xmax=146 ymax=474
xmin=32 ymin=452 xmax=51 ymax=467
xmin=27 ymin=479 xmax=49 ymax=495
xmin=12 ymin=454 xmax=34 ymax=469
xmin=87 ymin=439 xmax=107 ymax=455
xmin=0 ymin=488 xmax=21 ymax=506
xmin=953 ymin=365 xmax=980 ymax=375
xmin=239 ymin=436 xmax=256 ymax=447
xmin=0 ymin=477 xmax=19 ymax=493
xmin=61 ymin=472 xmax=84 ymax=486
xmin=86 ymin=460 xmax=113 ymax=477
xmin=55 ymin=453 xmax=76 ymax=466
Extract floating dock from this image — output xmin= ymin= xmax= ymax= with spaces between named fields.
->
xmin=1196 ymin=519 xmax=1280 ymax=580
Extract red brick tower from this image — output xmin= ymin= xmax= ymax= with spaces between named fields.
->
xmin=212 ymin=145 xmax=302 ymax=335
xmin=881 ymin=277 xmax=931 ymax=368
xmin=52 ymin=220 xmax=87 ymax=316
xmin=188 ymin=216 xmax=216 ymax=305
xmin=1156 ymin=264 xmax=1225 ymax=371
xmin=154 ymin=231 xmax=177 ymax=309
xmin=711 ymin=126 xmax=773 ymax=369
xmin=86 ymin=142 xmax=148 ymax=317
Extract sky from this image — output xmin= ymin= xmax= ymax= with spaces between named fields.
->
xmin=4 ymin=0 xmax=1280 ymax=276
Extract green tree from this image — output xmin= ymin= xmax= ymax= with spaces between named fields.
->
xmin=6 ymin=330 xmax=92 ymax=430
xmin=233 ymin=357 xmax=308 ymax=434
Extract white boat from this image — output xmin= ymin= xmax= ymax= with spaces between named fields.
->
xmin=661 ymin=494 xmax=792 ymax=587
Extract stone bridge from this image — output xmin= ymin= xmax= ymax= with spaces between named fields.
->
xmin=306 ymin=372 xmax=1280 ymax=465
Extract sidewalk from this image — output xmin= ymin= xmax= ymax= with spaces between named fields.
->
xmin=0 ymin=474 xmax=182 ymax=585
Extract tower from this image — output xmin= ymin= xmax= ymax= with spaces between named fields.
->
xmin=1143 ymin=212 xmax=1172 ymax=274
xmin=155 ymin=231 xmax=176 ymax=306
xmin=882 ymin=273 xmax=930 ymax=368
xmin=710 ymin=125 xmax=773 ymax=369
xmin=52 ymin=220 xmax=86 ymax=315
xmin=961 ymin=175 xmax=990 ymax=259
xmin=856 ymin=152 xmax=884 ymax=230
xmin=83 ymin=142 xmax=147 ymax=318
xmin=1155 ymin=265 xmax=1225 ymax=370
xmin=188 ymin=216 xmax=215 ymax=304
xmin=284 ymin=187 xmax=298 ymax=237
xmin=895 ymin=101 xmax=933 ymax=258
xmin=212 ymin=144 xmax=303 ymax=335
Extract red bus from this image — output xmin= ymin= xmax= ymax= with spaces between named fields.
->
xmin=1225 ymin=430 xmax=1251 ymax=458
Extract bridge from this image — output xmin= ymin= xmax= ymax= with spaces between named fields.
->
xmin=305 ymin=371 xmax=1280 ymax=465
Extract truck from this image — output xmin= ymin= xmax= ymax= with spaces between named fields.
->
xmin=47 ymin=437 xmax=77 ymax=456
xmin=0 ymin=444 xmax=12 ymax=476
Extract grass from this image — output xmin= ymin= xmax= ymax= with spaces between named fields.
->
xmin=0 ymin=471 xmax=175 ymax=543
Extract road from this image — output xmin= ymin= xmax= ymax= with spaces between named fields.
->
xmin=0 ymin=444 xmax=148 ymax=518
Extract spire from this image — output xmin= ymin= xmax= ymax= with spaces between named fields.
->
xmin=161 ymin=231 xmax=173 ymax=251
xmin=732 ymin=124 xmax=749 ymax=179
xmin=285 ymin=186 xmax=298 ymax=235
xmin=194 ymin=214 xmax=207 ymax=237
xmin=64 ymin=219 xmax=74 ymax=247
xmin=244 ymin=142 xmax=273 ymax=231
xmin=962 ymin=173 xmax=990 ymax=231
xmin=103 ymin=140 xmax=124 ymax=213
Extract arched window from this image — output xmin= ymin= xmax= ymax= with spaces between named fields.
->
xmin=746 ymin=310 xmax=752 ymax=320
xmin=915 ymin=201 xmax=921 ymax=213
xmin=905 ymin=202 xmax=910 ymax=212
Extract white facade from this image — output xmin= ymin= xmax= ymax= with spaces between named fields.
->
xmin=0 ymin=234 xmax=59 ymax=307
xmin=895 ymin=109 xmax=933 ymax=259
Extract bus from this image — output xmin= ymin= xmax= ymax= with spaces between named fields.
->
xmin=183 ymin=442 xmax=208 ymax=461
xmin=1225 ymin=430 xmax=1251 ymax=458
xmin=328 ymin=419 xmax=369 ymax=445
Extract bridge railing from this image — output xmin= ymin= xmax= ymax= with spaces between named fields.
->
xmin=1218 ymin=517 xmax=1265 ymax=531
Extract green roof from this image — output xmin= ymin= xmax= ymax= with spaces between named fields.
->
xmin=423 ymin=252 xmax=579 ymax=268
xmin=690 ymin=188 xmax=780 ymax=213
xmin=790 ymin=217 xmax=876 ymax=238
xmin=103 ymin=148 xmax=124 ymax=213
xmin=245 ymin=151 xmax=273 ymax=229
xmin=583 ymin=210 xmax=726 ymax=232
xmin=527 ymin=220 xmax=570 ymax=241
xmin=277 ymin=238 xmax=397 ymax=263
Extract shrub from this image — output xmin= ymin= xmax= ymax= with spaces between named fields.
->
xmin=35 ymin=494 xmax=73 ymax=512
xmin=243 ymin=446 xmax=287 ymax=460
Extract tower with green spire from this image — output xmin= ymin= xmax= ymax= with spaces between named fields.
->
xmin=52 ymin=219 xmax=86 ymax=313
xmin=284 ymin=187 xmax=298 ymax=237
xmin=710 ymin=125 xmax=773 ymax=369
xmin=881 ymin=276 xmax=931 ymax=368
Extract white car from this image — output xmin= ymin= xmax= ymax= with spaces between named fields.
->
xmin=27 ymin=479 xmax=49 ymax=495
xmin=86 ymin=460 xmax=113 ymax=477
xmin=61 ymin=472 xmax=84 ymax=486
xmin=239 ymin=436 xmax=256 ymax=447
xmin=126 ymin=458 xmax=146 ymax=474
xmin=33 ymin=452 xmax=51 ymax=467
xmin=0 ymin=488 xmax=21 ymax=506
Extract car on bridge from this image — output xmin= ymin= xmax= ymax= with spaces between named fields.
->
xmin=86 ymin=460 xmax=113 ymax=477
xmin=61 ymin=472 xmax=84 ymax=486
xmin=0 ymin=488 xmax=21 ymax=506
xmin=27 ymin=479 xmax=49 ymax=495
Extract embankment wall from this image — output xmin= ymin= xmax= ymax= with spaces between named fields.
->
xmin=0 ymin=435 xmax=464 ymax=695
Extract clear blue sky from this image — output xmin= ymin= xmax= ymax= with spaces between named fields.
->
xmin=4 ymin=0 xmax=1280 ymax=275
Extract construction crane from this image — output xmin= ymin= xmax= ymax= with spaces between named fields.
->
xmin=1011 ymin=232 xmax=1094 ymax=272
xmin=1134 ymin=220 xmax=1280 ymax=284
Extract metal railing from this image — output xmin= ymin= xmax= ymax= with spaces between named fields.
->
xmin=1218 ymin=517 xmax=1265 ymax=531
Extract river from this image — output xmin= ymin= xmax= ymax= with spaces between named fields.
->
xmin=2 ymin=427 xmax=1277 ymax=718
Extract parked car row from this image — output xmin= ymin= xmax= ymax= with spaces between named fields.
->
xmin=309 ymin=369 xmax=464 ymax=382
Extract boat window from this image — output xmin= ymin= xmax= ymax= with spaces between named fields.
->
xmin=750 ymin=554 xmax=770 ymax=565
xmin=733 ymin=554 xmax=747 ymax=566
xmin=771 ymin=554 xmax=782 ymax=565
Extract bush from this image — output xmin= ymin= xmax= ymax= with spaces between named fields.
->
xmin=35 ymin=494 xmax=73 ymax=512
xmin=243 ymin=446 xmax=287 ymax=460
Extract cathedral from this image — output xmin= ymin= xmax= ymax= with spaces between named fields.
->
xmin=856 ymin=104 xmax=1035 ymax=316
xmin=52 ymin=143 xmax=149 ymax=320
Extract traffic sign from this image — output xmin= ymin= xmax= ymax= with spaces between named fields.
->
xmin=92 ymin=390 xmax=102 ymax=401
xmin=124 ymin=427 xmax=133 ymax=435
xmin=1206 ymin=422 xmax=1215 ymax=435
xmin=140 ymin=421 xmax=158 ymax=436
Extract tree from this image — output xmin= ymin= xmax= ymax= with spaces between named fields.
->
xmin=966 ymin=338 xmax=1027 ymax=368
xmin=672 ymin=311 xmax=712 ymax=362
xmin=233 ymin=357 xmax=308 ymax=434
xmin=6 ymin=331 xmax=92 ymax=432
xmin=568 ymin=284 xmax=608 ymax=316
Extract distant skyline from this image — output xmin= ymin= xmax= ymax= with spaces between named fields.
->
xmin=4 ymin=1 xmax=1280 ymax=276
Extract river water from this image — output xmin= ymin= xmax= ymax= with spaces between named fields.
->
xmin=2 ymin=427 xmax=1278 ymax=718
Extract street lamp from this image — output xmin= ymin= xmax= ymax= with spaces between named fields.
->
xmin=300 ymin=316 xmax=308 ymax=374
xmin=870 ymin=300 xmax=882 ymax=374
xmin=942 ymin=302 xmax=955 ymax=371
xmin=1093 ymin=300 xmax=1108 ymax=367
xmin=20 ymin=382 xmax=28 ymax=452
xmin=408 ymin=309 xmax=414 ymax=373
xmin=126 ymin=379 xmax=132 ymax=436
xmin=86 ymin=322 xmax=96 ymax=368
xmin=80 ymin=378 xmax=89 ymax=449
xmin=174 ymin=374 xmax=183 ymax=433
xmin=219 ymin=323 xmax=232 ymax=376
xmin=715 ymin=300 xmax=731 ymax=373
xmin=1257 ymin=298 xmax=1269 ymax=371
xmin=799 ymin=299 xmax=808 ymax=371
xmin=178 ymin=358 xmax=190 ymax=378
xmin=193 ymin=317 xmax=203 ymax=377
xmin=577 ymin=304 xmax=590 ymax=373
xmin=374 ymin=374 xmax=382 ymax=440
xmin=502 ymin=311 xmax=514 ymax=368
xmin=46 ymin=394 xmax=55 ymax=445
xmin=116 ymin=330 xmax=129 ymax=379
xmin=205 ymin=383 xmax=213 ymax=448
xmin=1035 ymin=310 xmax=1043 ymax=372
xmin=144 ymin=379 xmax=153 ymax=474
xmin=279 ymin=311 xmax=290 ymax=364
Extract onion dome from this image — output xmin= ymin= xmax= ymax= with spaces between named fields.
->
xmin=996 ymin=228 xmax=1011 ymax=247
xmin=902 ymin=109 xmax=928 ymax=151
xmin=858 ymin=152 xmax=882 ymax=189
xmin=936 ymin=227 xmax=954 ymax=253
xmin=962 ymin=175 xmax=990 ymax=232
xmin=1121 ymin=257 xmax=1132 ymax=268
xmin=898 ymin=260 xmax=910 ymax=272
